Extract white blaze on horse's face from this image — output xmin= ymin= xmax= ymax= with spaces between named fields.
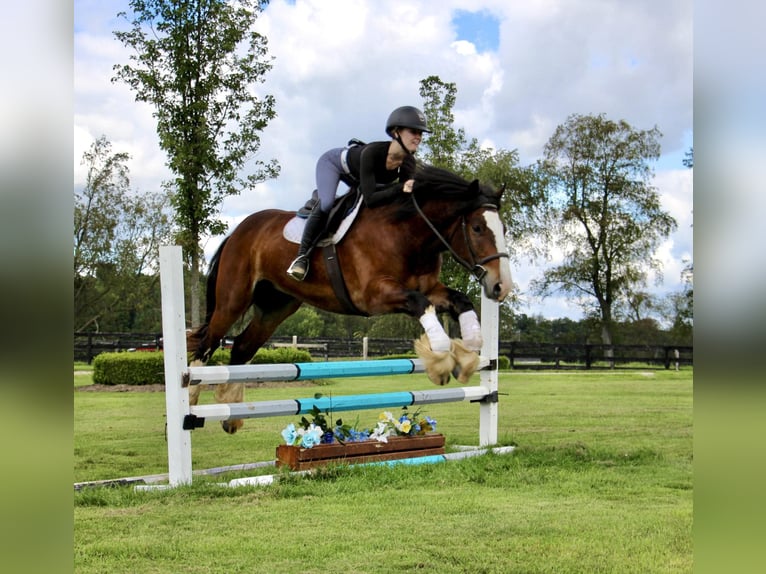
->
xmin=482 ymin=210 xmax=512 ymax=302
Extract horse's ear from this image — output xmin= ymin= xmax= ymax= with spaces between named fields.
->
xmin=498 ymin=183 xmax=506 ymax=199
xmin=468 ymin=179 xmax=481 ymax=197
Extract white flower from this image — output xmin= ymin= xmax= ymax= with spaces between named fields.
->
xmin=370 ymin=421 xmax=391 ymax=443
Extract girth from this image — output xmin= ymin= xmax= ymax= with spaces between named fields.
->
xmin=321 ymin=243 xmax=368 ymax=316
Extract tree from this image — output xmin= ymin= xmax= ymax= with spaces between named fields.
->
xmin=74 ymin=136 xmax=174 ymax=332
xmin=74 ymin=136 xmax=130 ymax=284
xmin=113 ymin=0 xmax=279 ymax=326
xmin=533 ymin=113 xmax=677 ymax=356
xmin=418 ymin=76 xmax=467 ymax=169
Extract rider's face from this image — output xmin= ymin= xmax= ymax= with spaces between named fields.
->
xmin=399 ymin=128 xmax=423 ymax=151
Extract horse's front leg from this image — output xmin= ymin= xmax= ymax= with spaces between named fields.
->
xmin=426 ymin=286 xmax=482 ymax=383
xmin=363 ymin=280 xmax=454 ymax=384
xmin=417 ymin=303 xmax=451 ymax=352
xmin=396 ymin=285 xmax=483 ymax=385
xmin=439 ymin=287 xmax=483 ymax=352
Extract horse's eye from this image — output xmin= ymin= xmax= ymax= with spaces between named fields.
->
xmin=472 ymin=224 xmax=483 ymax=233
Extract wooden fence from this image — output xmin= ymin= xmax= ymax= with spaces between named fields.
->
xmin=75 ymin=332 xmax=692 ymax=370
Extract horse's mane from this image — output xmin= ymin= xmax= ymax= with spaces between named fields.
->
xmin=386 ymin=164 xmax=499 ymax=221
xmin=413 ymin=164 xmax=471 ymax=196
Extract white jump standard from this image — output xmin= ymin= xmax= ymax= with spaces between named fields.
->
xmin=159 ymin=245 xmax=501 ymax=487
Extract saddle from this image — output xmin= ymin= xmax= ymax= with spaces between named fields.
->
xmin=283 ymin=188 xmax=363 ymax=246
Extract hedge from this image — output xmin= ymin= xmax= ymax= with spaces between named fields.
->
xmin=92 ymin=347 xmax=314 ymax=386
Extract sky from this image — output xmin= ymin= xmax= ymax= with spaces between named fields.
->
xmin=73 ymin=0 xmax=693 ymax=324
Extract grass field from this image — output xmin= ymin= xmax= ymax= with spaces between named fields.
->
xmin=74 ymin=367 xmax=692 ymax=573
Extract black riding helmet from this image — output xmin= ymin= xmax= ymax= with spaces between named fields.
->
xmin=385 ymin=106 xmax=431 ymax=136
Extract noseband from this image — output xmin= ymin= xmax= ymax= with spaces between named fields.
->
xmin=411 ymin=195 xmax=509 ymax=281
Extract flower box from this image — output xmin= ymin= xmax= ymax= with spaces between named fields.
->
xmin=276 ymin=434 xmax=446 ymax=471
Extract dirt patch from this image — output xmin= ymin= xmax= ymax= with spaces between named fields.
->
xmin=74 ymin=381 xmax=323 ymax=392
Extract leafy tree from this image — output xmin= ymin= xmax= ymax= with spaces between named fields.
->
xmin=74 ymin=136 xmax=130 ymax=282
xmin=418 ymin=75 xmax=467 ymax=169
xmin=74 ymin=136 xmax=173 ymax=332
xmin=615 ymin=290 xmax=662 ymax=323
xmin=113 ymin=0 xmax=279 ymax=326
xmin=273 ymin=307 xmax=324 ymax=338
xmin=533 ymin=113 xmax=677 ymax=356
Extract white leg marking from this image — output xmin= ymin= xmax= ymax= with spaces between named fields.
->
xmin=418 ymin=306 xmax=451 ymax=352
xmin=458 ymin=310 xmax=483 ymax=351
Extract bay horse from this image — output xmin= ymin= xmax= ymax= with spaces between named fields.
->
xmin=187 ymin=164 xmax=513 ymax=433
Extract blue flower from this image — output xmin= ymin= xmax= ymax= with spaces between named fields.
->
xmin=348 ymin=429 xmax=370 ymax=442
xmin=281 ymin=423 xmax=297 ymax=445
xmin=301 ymin=425 xmax=322 ymax=448
xmin=426 ymin=416 xmax=437 ymax=432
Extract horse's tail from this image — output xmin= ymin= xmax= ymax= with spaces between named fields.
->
xmin=203 ymin=236 xmax=229 ymax=325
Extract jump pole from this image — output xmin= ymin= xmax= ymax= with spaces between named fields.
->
xmin=159 ymin=245 xmax=501 ymax=487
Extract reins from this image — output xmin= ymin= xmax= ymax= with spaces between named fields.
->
xmin=410 ymin=193 xmax=509 ymax=281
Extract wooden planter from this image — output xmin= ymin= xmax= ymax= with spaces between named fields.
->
xmin=276 ymin=434 xmax=445 ymax=470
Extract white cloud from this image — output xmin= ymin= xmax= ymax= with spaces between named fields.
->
xmin=74 ymin=0 xmax=692 ymax=321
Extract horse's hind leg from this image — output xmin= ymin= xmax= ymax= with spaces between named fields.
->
xmin=183 ymin=260 xmax=259 ymax=405
xmin=216 ymin=286 xmax=303 ymax=434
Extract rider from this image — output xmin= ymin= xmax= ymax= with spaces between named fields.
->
xmin=286 ymin=105 xmax=430 ymax=281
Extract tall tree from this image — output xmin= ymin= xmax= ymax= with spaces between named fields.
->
xmin=74 ymin=136 xmax=173 ymax=332
xmin=418 ymin=76 xmax=467 ymax=169
xmin=74 ymin=136 xmax=130 ymax=284
xmin=533 ymin=113 xmax=677 ymax=355
xmin=113 ymin=0 xmax=279 ymax=326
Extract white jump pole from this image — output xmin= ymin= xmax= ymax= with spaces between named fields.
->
xmin=479 ymin=291 xmax=499 ymax=446
xmin=159 ymin=246 xmax=193 ymax=486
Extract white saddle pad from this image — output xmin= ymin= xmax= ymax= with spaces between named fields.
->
xmin=283 ymin=194 xmax=363 ymax=245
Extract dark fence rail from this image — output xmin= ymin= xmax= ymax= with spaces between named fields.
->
xmin=75 ymin=332 xmax=163 ymax=363
xmin=499 ymin=341 xmax=693 ymax=370
xmin=75 ymin=332 xmax=692 ymax=370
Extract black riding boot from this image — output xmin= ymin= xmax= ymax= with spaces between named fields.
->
xmin=287 ymin=204 xmax=328 ymax=281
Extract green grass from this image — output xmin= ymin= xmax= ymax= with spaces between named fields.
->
xmin=74 ymin=368 xmax=692 ymax=573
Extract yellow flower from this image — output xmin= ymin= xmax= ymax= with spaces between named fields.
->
xmin=399 ymin=420 xmax=412 ymax=434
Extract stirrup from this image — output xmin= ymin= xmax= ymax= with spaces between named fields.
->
xmin=286 ymin=256 xmax=309 ymax=281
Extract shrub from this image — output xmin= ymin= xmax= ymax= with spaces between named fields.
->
xmin=252 ymin=347 xmax=313 ymax=364
xmin=92 ymin=352 xmax=165 ymax=386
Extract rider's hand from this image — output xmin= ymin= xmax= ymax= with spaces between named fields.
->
xmin=403 ymin=179 xmax=415 ymax=193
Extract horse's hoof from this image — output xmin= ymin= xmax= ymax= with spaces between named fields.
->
xmin=429 ymin=372 xmax=451 ymax=386
xmin=221 ymin=420 xmax=242 ymax=434
xmin=450 ymin=339 xmax=480 ymax=383
xmin=414 ymin=334 xmax=456 ymax=386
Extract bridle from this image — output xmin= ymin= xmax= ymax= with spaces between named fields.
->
xmin=410 ymin=194 xmax=509 ymax=281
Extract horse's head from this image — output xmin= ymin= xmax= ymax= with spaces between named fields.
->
xmin=455 ymin=180 xmax=513 ymax=301
xmin=409 ymin=167 xmax=513 ymax=302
